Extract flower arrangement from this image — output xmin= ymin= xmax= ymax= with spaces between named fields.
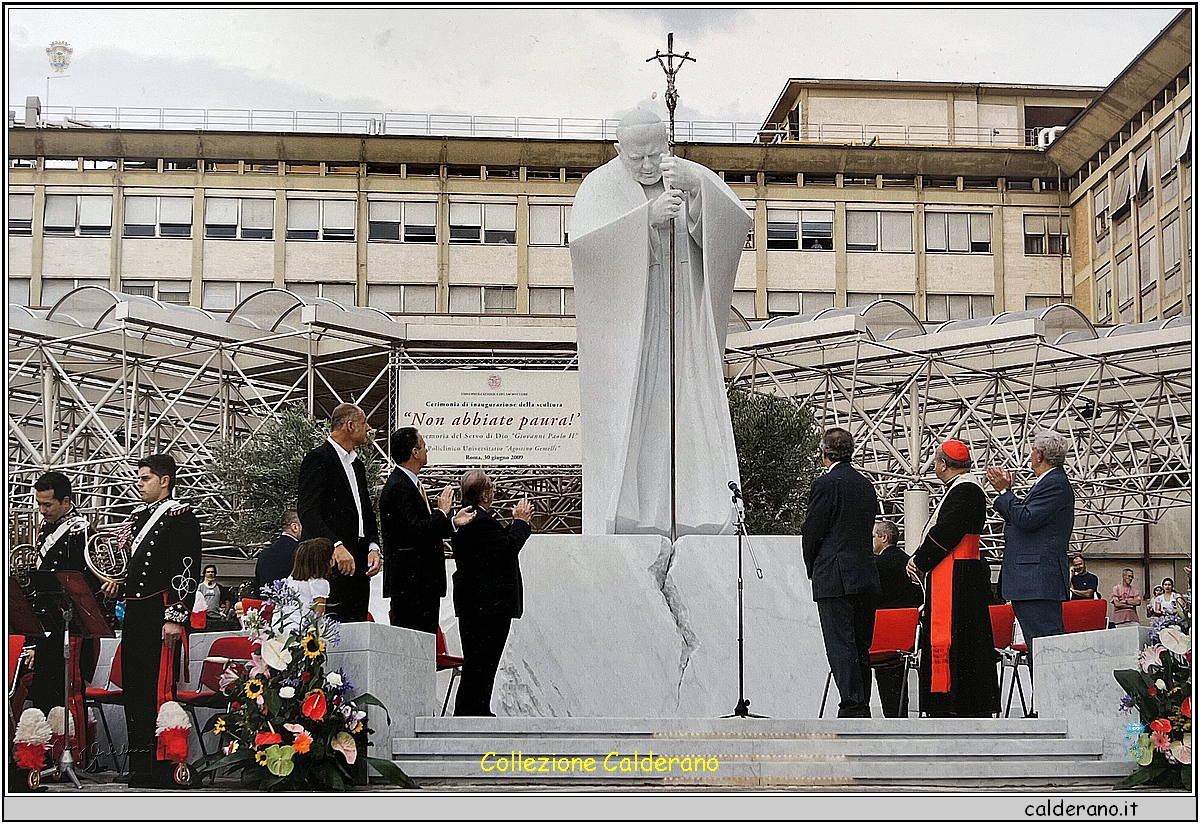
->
xmin=1114 ymin=605 xmax=1192 ymax=790
xmin=196 ymin=582 xmax=414 ymax=790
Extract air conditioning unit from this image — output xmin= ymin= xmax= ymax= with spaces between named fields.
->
xmin=1037 ymin=126 xmax=1068 ymax=150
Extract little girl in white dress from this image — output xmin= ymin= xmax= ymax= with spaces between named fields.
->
xmin=283 ymin=537 xmax=335 ymax=616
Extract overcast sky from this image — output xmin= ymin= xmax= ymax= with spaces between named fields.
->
xmin=6 ymin=6 xmax=1186 ymax=126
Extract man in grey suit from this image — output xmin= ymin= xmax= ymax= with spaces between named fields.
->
xmin=987 ymin=430 xmax=1074 ymax=651
xmin=803 ymin=428 xmax=881 ymax=717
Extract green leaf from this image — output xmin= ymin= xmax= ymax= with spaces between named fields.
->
xmin=264 ymin=744 xmax=296 ymax=777
xmin=1114 ymin=764 xmax=1153 ymax=789
xmin=352 ymin=692 xmax=392 ymax=726
xmin=367 ymin=756 xmax=418 ymax=789
xmin=195 ymin=749 xmax=252 ymax=774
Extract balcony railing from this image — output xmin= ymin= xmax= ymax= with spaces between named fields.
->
xmin=9 ymin=105 xmax=766 ymax=143
xmin=758 ymin=122 xmax=1046 ymax=148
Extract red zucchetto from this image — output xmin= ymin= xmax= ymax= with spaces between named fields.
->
xmin=941 ymin=439 xmax=970 ymax=462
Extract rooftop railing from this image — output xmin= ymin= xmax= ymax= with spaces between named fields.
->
xmin=9 ymin=105 xmax=766 ymax=143
xmin=758 ymin=122 xmax=1048 ymax=148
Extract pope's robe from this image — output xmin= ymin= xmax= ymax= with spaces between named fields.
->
xmin=569 ymin=156 xmax=753 ymax=536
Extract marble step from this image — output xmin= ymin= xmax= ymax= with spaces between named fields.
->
xmin=395 ymin=735 xmax=1104 ymax=760
xmin=391 ymin=756 xmax=1132 ymax=784
xmin=414 ymin=716 xmax=1070 ymax=738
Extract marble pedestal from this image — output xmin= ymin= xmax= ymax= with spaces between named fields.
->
xmin=494 ymin=534 xmax=836 ymax=718
xmin=1033 ymin=623 xmax=1150 ymax=760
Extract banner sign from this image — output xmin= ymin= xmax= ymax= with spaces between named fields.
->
xmin=397 ymin=369 xmax=581 ymax=465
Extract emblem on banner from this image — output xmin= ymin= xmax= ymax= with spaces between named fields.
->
xmin=488 ymin=375 xmax=502 ymax=389
xmin=46 ymin=41 xmax=73 ymax=72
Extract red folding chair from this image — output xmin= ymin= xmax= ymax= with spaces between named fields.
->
xmin=239 ymin=598 xmax=273 ymax=622
xmin=819 ymin=607 xmax=920 ymax=718
xmin=83 ymin=642 xmax=124 ymax=772
xmin=990 ymin=603 xmax=1030 ymax=718
xmin=436 ymin=627 xmax=463 ymax=717
xmin=1062 ymin=599 xmax=1108 ymax=634
xmin=175 ymin=635 xmax=258 ymax=757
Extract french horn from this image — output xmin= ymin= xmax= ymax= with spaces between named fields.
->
xmin=9 ymin=543 xmax=37 ymax=588
xmin=85 ymin=530 xmax=129 ymax=586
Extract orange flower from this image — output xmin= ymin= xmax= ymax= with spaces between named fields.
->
xmin=301 ymin=689 xmax=327 ymax=721
xmin=292 ymin=732 xmax=313 ymax=754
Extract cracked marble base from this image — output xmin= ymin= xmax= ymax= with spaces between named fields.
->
xmin=492 ymin=534 xmax=832 ymax=718
xmin=1033 ymin=624 xmax=1149 ymax=760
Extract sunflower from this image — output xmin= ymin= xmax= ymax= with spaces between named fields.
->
xmin=302 ymin=633 xmax=326 ymax=659
xmin=352 ymin=721 xmax=364 ymax=735
xmin=244 ymin=678 xmax=265 ymax=700
xmin=213 ymin=718 xmax=226 ymax=735
xmin=255 ymin=751 xmax=268 ymax=766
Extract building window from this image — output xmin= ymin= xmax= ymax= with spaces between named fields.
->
xmin=1023 ymin=215 xmax=1069 ymax=255
xmin=367 ymin=201 xmax=438 ymax=243
xmin=1159 ymin=126 xmax=1177 ymax=178
xmin=731 ymin=290 xmax=757 ymax=319
xmin=1025 ymin=295 xmax=1058 ymax=311
xmin=43 ymin=194 xmax=112 ymax=237
xmin=448 ymin=285 xmax=517 ymax=313
xmin=205 ymin=198 xmax=274 ymax=240
xmin=283 ymin=281 xmax=355 ymax=305
xmin=529 ymin=204 xmax=571 ymax=246
xmin=10 ymin=278 xmax=31 ymax=306
xmin=847 ymin=292 xmax=913 ymax=310
xmin=766 ymin=290 xmax=834 ymax=316
xmin=39 ymin=278 xmax=109 ymax=306
xmin=1134 ymin=148 xmax=1155 ymax=201
xmin=765 ymin=209 xmax=833 ymax=250
xmin=122 ymin=280 xmax=191 ymax=305
xmin=447 ymin=203 xmax=514 ymax=245
xmin=1093 ymin=186 xmax=1109 ymax=239
xmin=847 ymin=211 xmax=911 ymax=252
xmin=9 ymin=193 xmax=33 ymax=235
xmin=1141 ymin=281 xmax=1158 ymax=321
xmin=124 ymin=196 xmax=193 ymax=238
xmin=202 ymin=281 xmax=270 ymax=311
xmin=1111 ymin=171 xmax=1132 ymax=220
xmin=367 ymin=283 xmax=437 ymax=313
xmin=1162 ymin=217 xmax=1181 ymax=282
xmin=1137 ymin=233 xmax=1158 ymax=293
xmin=925 ymin=293 xmax=994 ymax=321
xmin=1116 ymin=253 xmax=1135 ymax=314
xmin=287 ymin=199 xmax=356 ymax=241
xmin=1095 ymin=265 xmax=1112 ymax=323
xmin=529 ymin=287 xmax=575 ymax=316
xmin=925 ymin=212 xmax=990 ymax=253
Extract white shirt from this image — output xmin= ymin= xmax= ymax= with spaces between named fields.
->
xmin=327 ymin=437 xmax=380 ymax=554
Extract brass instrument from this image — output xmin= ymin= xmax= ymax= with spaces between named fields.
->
xmin=85 ymin=530 xmax=129 ymax=586
xmin=9 ymin=542 xmax=37 ymax=588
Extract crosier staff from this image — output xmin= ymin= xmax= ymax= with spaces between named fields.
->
xmin=647 ymin=32 xmax=695 ymax=543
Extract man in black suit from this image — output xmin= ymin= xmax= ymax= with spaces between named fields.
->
xmin=451 ymin=469 xmax=533 ymax=716
xmin=297 ymin=404 xmax=382 ymax=622
xmin=802 ymin=428 xmax=881 ymax=718
xmin=871 ymin=519 xmax=923 ymax=717
xmin=255 ymin=509 xmax=301 ymax=590
xmin=103 ymin=453 xmax=202 ymax=788
xmin=378 ymin=427 xmax=476 ymax=633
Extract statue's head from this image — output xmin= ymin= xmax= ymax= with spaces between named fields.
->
xmin=615 ymin=108 xmax=669 ymax=186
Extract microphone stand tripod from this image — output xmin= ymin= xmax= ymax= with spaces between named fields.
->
xmin=36 ymin=600 xmax=97 ymax=788
xmin=724 ymin=484 xmax=766 ymax=718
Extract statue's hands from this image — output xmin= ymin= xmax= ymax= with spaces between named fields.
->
xmin=513 ymin=498 xmax=533 ymax=523
xmin=649 ymin=190 xmax=684 ymax=229
xmin=660 ymin=156 xmax=700 ymax=195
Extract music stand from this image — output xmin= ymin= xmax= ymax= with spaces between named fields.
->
xmin=25 ymin=571 xmax=113 ymax=788
xmin=8 ymin=579 xmax=43 ymax=735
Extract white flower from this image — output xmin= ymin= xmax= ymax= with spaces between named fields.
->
xmin=1171 ymin=736 xmax=1192 ymax=765
xmin=1155 ymin=679 xmax=1167 ymax=691
xmin=279 ymin=686 xmax=296 ymax=699
xmin=47 ymin=706 xmax=75 ymax=735
xmin=326 ymin=672 xmax=343 ymax=688
xmin=1160 ymin=626 xmax=1191 ymax=656
xmin=260 ymin=637 xmax=293 ymax=670
xmin=154 ymin=701 xmax=191 ymax=734
xmin=14 ymin=708 xmax=53 ymax=746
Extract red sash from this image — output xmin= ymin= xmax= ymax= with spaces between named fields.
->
xmin=929 ymin=533 xmax=980 ymax=693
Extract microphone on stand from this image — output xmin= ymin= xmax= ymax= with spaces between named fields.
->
xmin=728 ymin=481 xmax=743 ymax=500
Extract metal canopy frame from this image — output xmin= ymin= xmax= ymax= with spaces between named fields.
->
xmin=725 ymin=302 xmax=1192 ymax=557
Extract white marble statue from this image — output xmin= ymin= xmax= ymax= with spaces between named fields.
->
xmin=569 ymin=108 xmax=753 ymax=537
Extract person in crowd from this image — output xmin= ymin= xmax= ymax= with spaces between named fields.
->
xmin=1110 ymin=568 xmax=1142 ymax=626
xmin=802 ymin=428 xmax=881 ymax=718
xmin=284 ymin=537 xmax=335 ymax=616
xmin=871 ymin=519 xmax=923 ymax=717
xmin=102 ymin=454 xmax=201 ymax=788
xmin=197 ymin=564 xmax=224 ymax=619
xmin=296 ymin=403 xmax=382 ymax=622
xmin=27 ymin=471 xmax=101 ymax=714
xmin=1068 ymin=554 xmax=1098 ymax=600
xmin=906 ymin=440 xmax=1000 ymax=718
xmin=450 ymin=470 xmax=533 ymax=716
xmin=379 ymin=427 xmax=476 ymax=633
xmin=986 ymin=430 xmax=1074 ymax=658
xmin=1150 ymin=577 xmax=1181 ymax=617
xmin=256 ymin=509 xmax=301 ymax=590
